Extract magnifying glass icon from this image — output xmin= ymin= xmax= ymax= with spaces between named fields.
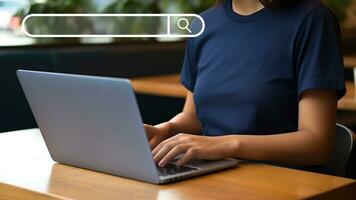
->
xmin=177 ymin=18 xmax=192 ymax=33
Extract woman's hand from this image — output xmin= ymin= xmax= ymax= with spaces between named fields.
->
xmin=144 ymin=123 xmax=173 ymax=149
xmin=152 ymin=133 xmax=238 ymax=167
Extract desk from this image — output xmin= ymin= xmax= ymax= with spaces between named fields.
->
xmin=131 ymin=74 xmax=356 ymax=111
xmin=0 ymin=129 xmax=355 ymax=200
xmin=131 ymin=74 xmax=187 ymax=98
xmin=338 ymin=81 xmax=356 ymax=111
xmin=344 ymin=55 xmax=356 ymax=68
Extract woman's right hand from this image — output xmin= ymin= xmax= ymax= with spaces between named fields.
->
xmin=144 ymin=123 xmax=172 ymax=149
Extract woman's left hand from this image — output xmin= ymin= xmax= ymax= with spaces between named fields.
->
xmin=152 ymin=133 xmax=238 ymax=167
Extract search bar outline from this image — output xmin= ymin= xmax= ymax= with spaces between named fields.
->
xmin=21 ymin=13 xmax=205 ymax=38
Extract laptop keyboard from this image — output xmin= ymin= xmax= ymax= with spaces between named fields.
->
xmin=157 ymin=163 xmax=198 ymax=176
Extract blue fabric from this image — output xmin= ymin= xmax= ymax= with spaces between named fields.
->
xmin=180 ymin=0 xmax=345 ymax=136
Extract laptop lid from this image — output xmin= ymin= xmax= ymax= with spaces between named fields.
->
xmin=17 ymin=70 xmax=160 ymax=184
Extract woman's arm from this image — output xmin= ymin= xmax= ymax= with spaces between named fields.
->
xmin=164 ymin=91 xmax=203 ymax=135
xmin=144 ymin=91 xmax=202 ymax=149
xmin=231 ymin=89 xmax=337 ymax=165
xmin=153 ymin=89 xmax=337 ymax=167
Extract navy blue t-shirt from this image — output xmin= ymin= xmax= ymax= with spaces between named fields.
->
xmin=180 ymin=0 xmax=345 ymax=136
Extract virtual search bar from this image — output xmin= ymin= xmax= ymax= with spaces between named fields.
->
xmin=21 ymin=14 xmax=205 ymax=38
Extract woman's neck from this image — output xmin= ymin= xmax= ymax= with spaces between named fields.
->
xmin=232 ymin=0 xmax=265 ymax=16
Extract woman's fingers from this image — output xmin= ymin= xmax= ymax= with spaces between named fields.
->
xmin=158 ymin=144 xmax=190 ymax=167
xmin=152 ymin=139 xmax=167 ymax=155
xmin=153 ymin=140 xmax=181 ymax=164
xmin=152 ymin=134 xmax=179 ymax=155
xmin=175 ymin=148 xmax=196 ymax=166
xmin=152 ymin=133 xmax=202 ymax=166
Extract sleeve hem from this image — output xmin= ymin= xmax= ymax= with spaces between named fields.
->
xmin=298 ymin=80 xmax=346 ymax=101
xmin=181 ymin=78 xmax=195 ymax=92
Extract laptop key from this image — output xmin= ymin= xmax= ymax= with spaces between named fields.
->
xmin=157 ymin=163 xmax=198 ymax=176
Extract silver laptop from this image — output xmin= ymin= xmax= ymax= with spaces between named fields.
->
xmin=17 ymin=70 xmax=237 ymax=184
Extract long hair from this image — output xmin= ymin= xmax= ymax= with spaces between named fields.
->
xmin=217 ymin=0 xmax=299 ymax=8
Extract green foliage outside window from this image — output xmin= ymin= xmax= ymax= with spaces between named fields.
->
xmin=324 ymin=0 xmax=352 ymax=22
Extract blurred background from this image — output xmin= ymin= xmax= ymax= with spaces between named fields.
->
xmin=0 ymin=0 xmax=356 ymax=133
xmin=0 ymin=0 xmax=215 ymax=45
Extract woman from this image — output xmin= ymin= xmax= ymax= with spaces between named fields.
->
xmin=145 ymin=0 xmax=346 ymax=168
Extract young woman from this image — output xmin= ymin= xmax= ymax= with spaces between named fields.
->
xmin=145 ymin=0 xmax=346 ymax=168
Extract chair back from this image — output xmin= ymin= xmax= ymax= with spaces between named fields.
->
xmin=325 ymin=124 xmax=355 ymax=177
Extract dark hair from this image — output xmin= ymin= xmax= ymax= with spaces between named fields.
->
xmin=217 ymin=0 xmax=299 ymax=8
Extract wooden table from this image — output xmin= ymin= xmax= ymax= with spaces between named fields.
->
xmin=131 ymin=74 xmax=356 ymax=111
xmin=344 ymin=55 xmax=356 ymax=68
xmin=131 ymin=74 xmax=187 ymax=98
xmin=0 ymin=129 xmax=355 ymax=200
xmin=338 ymin=81 xmax=356 ymax=111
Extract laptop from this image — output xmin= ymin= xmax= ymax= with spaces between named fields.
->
xmin=17 ymin=70 xmax=237 ymax=184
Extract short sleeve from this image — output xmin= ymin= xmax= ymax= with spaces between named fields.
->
xmin=180 ymin=38 xmax=198 ymax=92
xmin=295 ymin=6 xmax=346 ymax=100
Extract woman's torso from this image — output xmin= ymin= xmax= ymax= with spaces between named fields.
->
xmin=181 ymin=0 xmax=344 ymax=136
